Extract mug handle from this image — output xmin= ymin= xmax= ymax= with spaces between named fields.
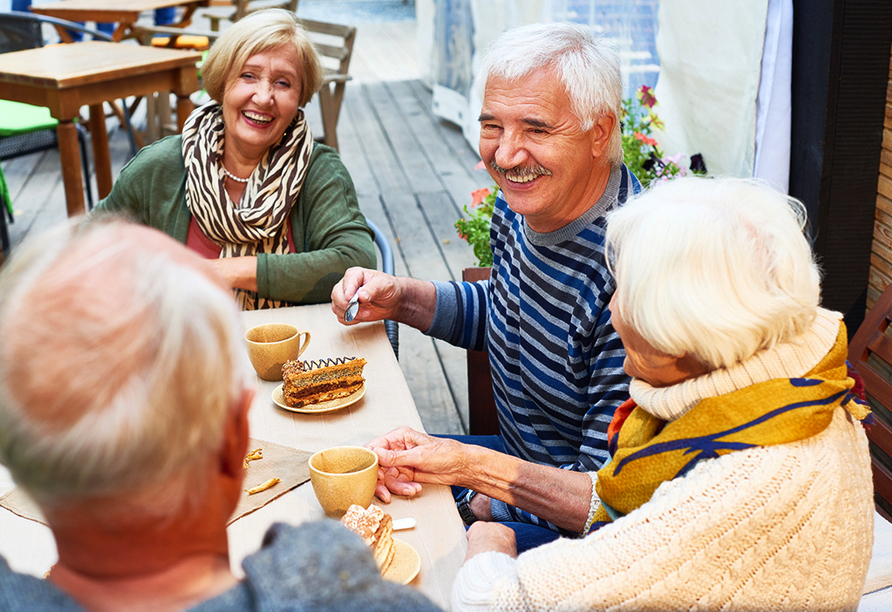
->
xmin=296 ymin=331 xmax=311 ymax=358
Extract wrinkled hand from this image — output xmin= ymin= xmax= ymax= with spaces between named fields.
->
xmin=331 ymin=267 xmax=403 ymax=325
xmin=465 ymin=522 xmax=516 ymax=561
xmin=366 ymin=426 xmax=467 ymax=502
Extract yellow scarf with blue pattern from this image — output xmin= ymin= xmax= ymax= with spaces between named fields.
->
xmin=591 ymin=324 xmax=870 ymax=530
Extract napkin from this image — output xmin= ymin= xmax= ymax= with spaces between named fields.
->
xmin=0 ymin=438 xmax=312 ymax=527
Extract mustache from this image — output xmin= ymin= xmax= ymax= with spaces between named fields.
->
xmin=490 ymin=160 xmax=553 ymax=178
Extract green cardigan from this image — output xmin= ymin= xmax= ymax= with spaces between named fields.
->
xmin=95 ymin=136 xmax=375 ymax=304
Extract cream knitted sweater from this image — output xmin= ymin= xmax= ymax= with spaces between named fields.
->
xmin=451 ymin=309 xmax=875 ymax=611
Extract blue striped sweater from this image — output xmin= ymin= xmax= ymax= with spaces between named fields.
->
xmin=427 ymin=165 xmax=639 ymax=532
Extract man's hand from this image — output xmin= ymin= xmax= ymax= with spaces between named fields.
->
xmin=465 ymin=522 xmax=516 ymax=561
xmin=331 ymin=267 xmax=403 ymax=325
xmin=469 ymin=491 xmax=494 ymax=521
xmin=366 ymin=427 xmax=469 ymax=502
xmin=331 ymin=269 xmax=438 ymax=331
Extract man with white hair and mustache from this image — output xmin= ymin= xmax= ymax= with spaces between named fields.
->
xmin=331 ymin=22 xmax=639 ymax=552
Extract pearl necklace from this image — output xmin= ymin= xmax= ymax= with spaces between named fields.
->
xmin=221 ymin=166 xmax=250 ymax=183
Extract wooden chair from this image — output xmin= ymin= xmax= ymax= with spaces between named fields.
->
xmin=301 ymin=17 xmax=356 ymax=152
xmin=201 ymin=0 xmax=300 ymax=32
xmin=848 ymin=282 xmax=892 ymax=523
xmin=462 ymin=267 xmax=499 ymax=435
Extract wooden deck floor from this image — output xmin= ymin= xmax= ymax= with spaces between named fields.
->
xmin=1 ymin=16 xmax=481 ymax=435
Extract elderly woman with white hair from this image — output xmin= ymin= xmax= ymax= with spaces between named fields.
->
xmin=96 ymin=9 xmax=374 ymax=310
xmin=450 ymin=176 xmax=875 ymax=611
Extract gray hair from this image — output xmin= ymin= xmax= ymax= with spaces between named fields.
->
xmin=475 ymin=22 xmax=624 ymax=167
xmin=606 ymin=176 xmax=821 ymax=371
xmin=0 ymin=217 xmax=250 ymax=517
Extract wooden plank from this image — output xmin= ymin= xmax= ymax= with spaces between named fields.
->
xmin=880 ymin=174 xmax=892 ymax=201
xmin=877 ymin=193 xmax=892 ymax=218
xmin=869 ymin=284 xmax=881 ymax=311
xmin=871 ymin=266 xmax=892 ymax=291
xmin=872 ymin=252 xmax=892 ymax=280
xmin=342 ymin=81 xmax=464 ymax=434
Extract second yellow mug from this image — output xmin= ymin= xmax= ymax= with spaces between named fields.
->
xmin=244 ymin=323 xmax=311 ymax=381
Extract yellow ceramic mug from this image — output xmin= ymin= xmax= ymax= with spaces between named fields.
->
xmin=309 ymin=446 xmax=378 ymax=517
xmin=244 ymin=323 xmax=311 ymax=381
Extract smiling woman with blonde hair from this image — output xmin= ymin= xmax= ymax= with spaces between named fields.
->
xmin=450 ymin=176 xmax=875 ymax=612
xmin=95 ymin=9 xmax=374 ymax=310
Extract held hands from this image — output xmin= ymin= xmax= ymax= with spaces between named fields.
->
xmin=365 ymin=426 xmax=468 ymax=502
xmin=465 ymin=522 xmax=517 ymax=561
xmin=331 ymin=267 xmax=402 ymax=325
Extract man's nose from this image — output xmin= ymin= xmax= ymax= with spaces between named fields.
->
xmin=494 ymin=131 xmax=528 ymax=170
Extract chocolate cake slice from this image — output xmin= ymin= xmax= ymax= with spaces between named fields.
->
xmin=281 ymin=357 xmax=367 ymax=408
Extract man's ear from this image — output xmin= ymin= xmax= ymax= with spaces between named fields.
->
xmin=589 ymin=112 xmax=617 ymax=159
xmin=220 ymin=387 xmax=254 ymax=478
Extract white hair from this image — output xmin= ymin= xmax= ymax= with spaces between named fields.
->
xmin=475 ymin=21 xmax=623 ymax=167
xmin=605 ymin=176 xmax=822 ymax=371
xmin=0 ymin=217 xmax=251 ymax=517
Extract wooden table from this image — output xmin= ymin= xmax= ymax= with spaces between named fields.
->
xmin=0 ymin=42 xmax=200 ymax=217
xmin=30 ymin=0 xmax=211 ymax=43
xmin=0 ymin=304 xmax=468 ymax=609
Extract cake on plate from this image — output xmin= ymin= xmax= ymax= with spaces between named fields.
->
xmin=281 ymin=356 xmax=366 ymax=408
xmin=341 ymin=503 xmax=395 ymax=574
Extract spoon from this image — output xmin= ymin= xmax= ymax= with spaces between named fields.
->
xmin=344 ymin=292 xmax=361 ymax=322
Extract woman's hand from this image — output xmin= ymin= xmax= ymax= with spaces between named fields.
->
xmin=205 ymin=256 xmax=258 ymax=292
xmin=465 ymin=522 xmax=516 ymax=561
xmin=366 ymin=426 xmax=469 ymax=502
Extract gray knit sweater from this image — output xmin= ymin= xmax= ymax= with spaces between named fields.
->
xmin=0 ymin=521 xmax=443 ymax=611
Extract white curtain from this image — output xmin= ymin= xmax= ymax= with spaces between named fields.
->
xmin=654 ymin=0 xmax=791 ymax=189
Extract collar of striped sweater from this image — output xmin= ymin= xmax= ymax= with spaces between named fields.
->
xmin=629 ymin=308 xmax=843 ymax=422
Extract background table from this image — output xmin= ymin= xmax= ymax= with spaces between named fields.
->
xmin=30 ymin=0 xmax=211 ymax=42
xmin=0 ymin=303 xmax=468 ymax=609
xmin=0 ymin=41 xmax=200 ymax=216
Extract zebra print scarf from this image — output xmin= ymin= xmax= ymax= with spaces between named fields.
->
xmin=181 ymin=102 xmax=312 ymax=310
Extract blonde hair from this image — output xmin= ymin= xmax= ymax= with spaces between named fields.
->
xmin=202 ymin=9 xmax=323 ymax=107
xmin=475 ymin=22 xmax=623 ymax=167
xmin=606 ymin=176 xmax=821 ymax=370
xmin=0 ymin=217 xmax=250 ymax=517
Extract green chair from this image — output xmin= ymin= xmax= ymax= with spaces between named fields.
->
xmin=0 ymin=11 xmax=113 ymax=255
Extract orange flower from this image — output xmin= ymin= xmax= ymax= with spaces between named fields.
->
xmin=634 ymin=132 xmax=658 ymax=146
xmin=471 ymin=187 xmax=491 ymax=207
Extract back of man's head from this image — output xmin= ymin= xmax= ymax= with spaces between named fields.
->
xmin=475 ymin=21 xmax=624 ymax=167
xmin=0 ymin=217 xmax=248 ymax=518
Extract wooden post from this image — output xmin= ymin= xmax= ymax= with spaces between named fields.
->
xmin=462 ymin=267 xmax=499 ymax=436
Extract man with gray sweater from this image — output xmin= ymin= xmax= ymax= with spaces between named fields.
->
xmin=0 ymin=217 xmax=440 ymax=612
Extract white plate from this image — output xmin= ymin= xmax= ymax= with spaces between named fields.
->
xmin=272 ymin=382 xmax=366 ymax=414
